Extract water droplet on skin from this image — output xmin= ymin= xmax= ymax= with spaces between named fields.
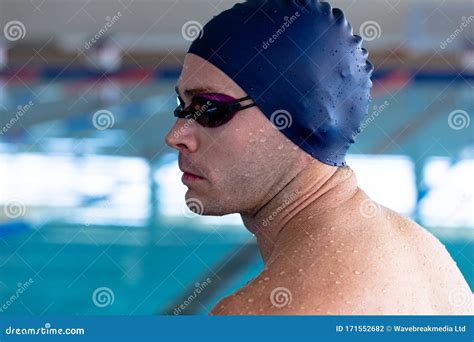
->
xmin=307 ymin=215 xmax=313 ymax=219
xmin=354 ymin=270 xmax=361 ymax=275
xmin=329 ymin=271 xmax=335 ymax=275
xmin=330 ymin=227 xmax=335 ymax=231
xmin=248 ymin=298 xmax=254 ymax=303
xmin=298 ymin=268 xmax=303 ymax=272
xmin=330 ymin=240 xmax=335 ymax=243
xmin=340 ymin=242 xmax=344 ymax=246
xmin=335 ymin=280 xmax=341 ymax=284
xmin=264 ymin=277 xmax=270 ymax=281
xmin=352 ymin=249 xmax=359 ymax=253
xmin=279 ymin=271 xmax=285 ymax=276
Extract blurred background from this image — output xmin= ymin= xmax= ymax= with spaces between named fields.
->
xmin=0 ymin=0 xmax=472 ymax=315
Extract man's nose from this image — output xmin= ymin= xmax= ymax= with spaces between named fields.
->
xmin=165 ymin=119 xmax=199 ymax=152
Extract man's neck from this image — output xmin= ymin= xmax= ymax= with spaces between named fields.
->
xmin=241 ymin=160 xmax=359 ymax=263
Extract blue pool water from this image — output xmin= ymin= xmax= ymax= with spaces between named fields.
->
xmin=0 ymin=74 xmax=472 ymax=314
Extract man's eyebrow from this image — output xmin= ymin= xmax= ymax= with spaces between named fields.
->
xmin=175 ymin=85 xmax=219 ymax=98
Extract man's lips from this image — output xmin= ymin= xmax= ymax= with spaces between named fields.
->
xmin=181 ymin=171 xmax=205 ymax=184
xmin=182 ymin=171 xmax=204 ymax=179
xmin=178 ymin=155 xmax=206 ymax=182
xmin=179 ymin=164 xmax=205 ymax=182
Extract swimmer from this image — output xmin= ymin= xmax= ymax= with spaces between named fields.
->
xmin=165 ymin=0 xmax=472 ymax=315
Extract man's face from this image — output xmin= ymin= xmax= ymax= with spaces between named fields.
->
xmin=165 ymin=53 xmax=311 ymax=216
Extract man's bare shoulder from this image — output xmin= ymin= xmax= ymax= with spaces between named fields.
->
xmin=210 ymin=206 xmax=472 ymax=315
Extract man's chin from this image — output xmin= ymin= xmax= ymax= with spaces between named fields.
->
xmin=184 ymin=193 xmax=234 ymax=216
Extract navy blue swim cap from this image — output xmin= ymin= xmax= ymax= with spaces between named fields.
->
xmin=187 ymin=0 xmax=374 ymax=166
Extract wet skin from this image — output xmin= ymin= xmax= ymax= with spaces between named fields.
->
xmin=165 ymin=53 xmax=473 ymax=315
